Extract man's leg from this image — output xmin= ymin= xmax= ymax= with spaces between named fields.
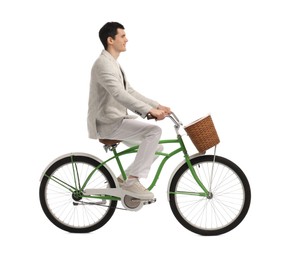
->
xmin=101 ymin=119 xmax=161 ymax=199
xmin=104 ymin=119 xmax=162 ymax=179
xmin=122 ymin=143 xmax=163 ymax=179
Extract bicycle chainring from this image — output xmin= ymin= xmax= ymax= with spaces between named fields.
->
xmin=123 ymin=195 xmax=141 ymax=209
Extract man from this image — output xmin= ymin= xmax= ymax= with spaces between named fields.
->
xmin=87 ymin=22 xmax=171 ymax=199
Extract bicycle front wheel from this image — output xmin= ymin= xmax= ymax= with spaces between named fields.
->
xmin=169 ymin=155 xmax=251 ymax=236
xmin=39 ymin=155 xmax=117 ymax=233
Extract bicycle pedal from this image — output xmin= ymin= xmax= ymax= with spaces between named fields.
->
xmin=143 ymin=198 xmax=157 ymax=205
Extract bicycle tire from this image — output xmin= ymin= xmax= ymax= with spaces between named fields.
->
xmin=39 ymin=155 xmax=117 ymax=233
xmin=169 ymin=155 xmax=251 ymax=236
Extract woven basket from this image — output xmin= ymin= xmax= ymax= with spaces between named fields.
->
xmin=184 ymin=114 xmax=220 ymax=153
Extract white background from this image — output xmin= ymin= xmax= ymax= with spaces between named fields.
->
xmin=1 ymin=0 xmax=289 ymax=259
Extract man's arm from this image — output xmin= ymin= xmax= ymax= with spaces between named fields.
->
xmin=98 ymin=69 xmax=153 ymax=118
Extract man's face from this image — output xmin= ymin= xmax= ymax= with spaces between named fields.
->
xmin=110 ymin=28 xmax=128 ymax=53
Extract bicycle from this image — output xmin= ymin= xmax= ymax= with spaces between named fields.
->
xmin=39 ymin=113 xmax=251 ymax=236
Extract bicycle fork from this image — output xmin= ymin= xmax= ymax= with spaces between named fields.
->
xmin=184 ymin=155 xmax=212 ymax=198
xmin=179 ymin=136 xmax=211 ymax=198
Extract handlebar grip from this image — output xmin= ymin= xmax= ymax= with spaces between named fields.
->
xmin=146 ymin=113 xmax=157 ymax=120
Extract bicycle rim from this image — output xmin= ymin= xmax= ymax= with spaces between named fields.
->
xmin=169 ymin=155 xmax=251 ymax=235
xmin=40 ymin=156 xmax=117 ymax=233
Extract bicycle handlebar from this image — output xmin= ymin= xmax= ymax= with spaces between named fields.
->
xmin=146 ymin=113 xmax=157 ymax=120
xmin=146 ymin=112 xmax=183 ymax=128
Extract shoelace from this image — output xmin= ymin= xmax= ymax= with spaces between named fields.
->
xmin=134 ymin=180 xmax=147 ymax=191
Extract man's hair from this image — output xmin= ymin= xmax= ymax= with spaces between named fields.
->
xmin=99 ymin=22 xmax=125 ymax=50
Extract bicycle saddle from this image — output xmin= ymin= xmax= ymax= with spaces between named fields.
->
xmin=99 ymin=139 xmax=122 ymax=146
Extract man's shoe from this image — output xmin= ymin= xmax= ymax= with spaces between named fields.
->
xmin=117 ymin=176 xmax=124 ymax=186
xmin=122 ymin=179 xmax=154 ymax=200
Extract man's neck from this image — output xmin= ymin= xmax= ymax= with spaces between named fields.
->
xmin=107 ymin=48 xmax=120 ymax=60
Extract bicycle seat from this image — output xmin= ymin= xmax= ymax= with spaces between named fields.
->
xmin=99 ymin=139 xmax=122 ymax=146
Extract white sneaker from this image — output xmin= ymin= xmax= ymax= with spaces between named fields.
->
xmin=117 ymin=176 xmax=124 ymax=186
xmin=122 ymin=179 xmax=154 ymax=200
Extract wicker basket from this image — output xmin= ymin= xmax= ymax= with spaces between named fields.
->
xmin=184 ymin=114 xmax=220 ymax=153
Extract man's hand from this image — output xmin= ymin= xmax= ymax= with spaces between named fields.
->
xmin=149 ymin=108 xmax=166 ymax=120
xmin=157 ymin=104 xmax=171 ymax=115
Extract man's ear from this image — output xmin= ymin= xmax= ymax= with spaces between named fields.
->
xmin=107 ymin=36 xmax=114 ymax=45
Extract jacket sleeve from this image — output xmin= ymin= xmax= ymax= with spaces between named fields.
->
xmin=127 ymin=82 xmax=159 ymax=109
xmin=97 ymin=65 xmax=154 ymax=118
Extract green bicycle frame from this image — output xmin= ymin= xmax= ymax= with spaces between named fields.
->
xmin=78 ymin=134 xmax=209 ymax=199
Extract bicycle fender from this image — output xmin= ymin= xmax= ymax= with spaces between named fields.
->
xmin=167 ymin=152 xmax=205 ymax=201
xmin=39 ymin=152 xmax=118 ymax=186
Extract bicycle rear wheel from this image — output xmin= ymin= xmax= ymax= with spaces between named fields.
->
xmin=39 ymin=155 xmax=117 ymax=233
xmin=169 ymin=155 xmax=251 ymax=236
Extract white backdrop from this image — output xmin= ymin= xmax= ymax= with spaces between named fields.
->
xmin=1 ymin=0 xmax=289 ymax=259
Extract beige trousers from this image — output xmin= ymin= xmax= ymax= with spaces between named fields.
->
xmin=101 ymin=119 xmax=162 ymax=178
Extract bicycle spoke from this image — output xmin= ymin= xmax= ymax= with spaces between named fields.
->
xmin=169 ymin=155 xmax=250 ymax=235
xmin=40 ymin=156 xmax=117 ymax=232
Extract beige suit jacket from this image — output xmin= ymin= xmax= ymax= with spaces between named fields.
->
xmin=87 ymin=50 xmax=159 ymax=139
